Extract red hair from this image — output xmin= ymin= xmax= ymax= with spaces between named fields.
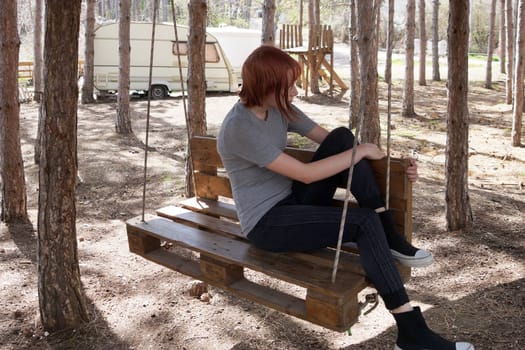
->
xmin=239 ymin=45 xmax=301 ymax=120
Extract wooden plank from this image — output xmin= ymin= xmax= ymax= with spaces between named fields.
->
xmin=194 ymin=172 xmax=232 ymax=199
xmin=152 ymin=205 xmax=408 ymax=281
xmin=140 ymin=247 xmax=324 ymax=329
xmin=157 ymin=205 xmax=367 ymax=277
xmin=159 ymin=205 xmax=413 ymax=281
xmin=157 ymin=205 xmax=242 ymax=236
xmin=306 ymin=289 xmax=359 ymax=329
xmin=179 ymin=197 xmax=238 ymax=220
xmin=127 ymin=214 xmax=367 ymax=297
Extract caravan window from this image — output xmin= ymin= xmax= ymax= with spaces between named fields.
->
xmin=172 ymin=41 xmax=220 ymax=63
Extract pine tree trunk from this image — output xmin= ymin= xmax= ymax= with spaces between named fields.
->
xmin=349 ymin=0 xmax=359 ymax=128
xmin=308 ymin=0 xmax=320 ymax=94
xmin=432 ymin=0 xmax=441 ymax=81
xmin=385 ymin=0 xmax=394 ymax=85
xmin=261 ymin=0 xmax=276 ymax=45
xmin=356 ymin=1 xmax=380 ymax=146
xmin=506 ymin=0 xmax=514 ymax=104
xmin=418 ymin=0 xmax=427 ymax=86
xmin=33 ymin=0 xmax=44 ymax=102
xmin=500 ymin=0 xmax=507 ymax=74
xmin=38 ymin=0 xmax=88 ymax=331
xmin=512 ymin=0 xmax=525 ymax=146
xmin=185 ymin=0 xmax=207 ymax=197
xmin=116 ymin=0 xmax=132 ymax=134
xmin=161 ymin=0 xmax=168 ymax=22
xmin=402 ymin=0 xmax=417 ymax=118
xmin=446 ymin=0 xmax=472 ymax=231
xmin=0 ymin=0 xmax=28 ymax=223
xmin=81 ymin=0 xmax=96 ymax=104
xmin=485 ymin=0 xmax=497 ymax=89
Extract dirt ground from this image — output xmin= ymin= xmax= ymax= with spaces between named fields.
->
xmin=1 ymin=80 xmax=524 ymax=350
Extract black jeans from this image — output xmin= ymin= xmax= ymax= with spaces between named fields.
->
xmin=247 ymin=127 xmax=409 ymax=310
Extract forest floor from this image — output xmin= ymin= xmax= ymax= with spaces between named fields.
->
xmin=1 ymin=80 xmax=524 ymax=350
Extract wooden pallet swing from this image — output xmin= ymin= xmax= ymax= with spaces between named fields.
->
xmin=126 ymin=3 xmax=412 ymax=333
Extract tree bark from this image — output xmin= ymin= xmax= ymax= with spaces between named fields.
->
xmin=356 ymin=1 xmax=380 ymax=145
xmin=418 ymin=0 xmax=427 ymax=86
xmin=402 ymin=0 xmax=417 ymax=117
xmin=385 ymin=0 xmax=394 ymax=85
xmin=33 ymin=0 xmax=44 ymax=102
xmin=432 ymin=0 xmax=441 ymax=81
xmin=308 ymin=0 xmax=321 ymax=94
xmin=186 ymin=0 xmax=207 ymax=197
xmin=161 ymin=0 xmax=168 ymax=22
xmin=500 ymin=0 xmax=507 ymax=74
xmin=506 ymin=0 xmax=514 ymax=104
xmin=512 ymin=0 xmax=525 ymax=146
xmin=38 ymin=0 xmax=88 ymax=331
xmin=485 ymin=0 xmax=497 ymax=89
xmin=446 ymin=0 xmax=472 ymax=231
xmin=261 ymin=0 xmax=276 ymax=45
xmin=349 ymin=0 xmax=359 ymax=128
xmin=116 ymin=0 xmax=132 ymax=134
xmin=0 ymin=0 xmax=28 ymax=223
xmin=81 ymin=0 xmax=96 ymax=104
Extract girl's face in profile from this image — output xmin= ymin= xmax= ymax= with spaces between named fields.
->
xmin=264 ymin=75 xmax=298 ymax=108
xmin=287 ymin=81 xmax=298 ymax=102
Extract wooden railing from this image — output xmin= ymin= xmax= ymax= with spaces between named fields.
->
xmin=18 ymin=60 xmax=85 ymax=82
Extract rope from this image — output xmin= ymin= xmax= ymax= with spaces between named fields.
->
xmin=385 ymin=0 xmax=394 ymax=210
xmin=140 ymin=0 xmax=159 ymax=222
xmin=169 ymin=0 xmax=197 ymax=198
xmin=332 ymin=0 xmax=384 ymax=283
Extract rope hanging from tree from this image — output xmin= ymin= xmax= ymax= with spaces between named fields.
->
xmin=140 ymin=0 xmax=160 ymax=222
xmin=332 ymin=2 xmax=392 ymax=282
xmin=141 ymin=0 xmax=193 ymax=221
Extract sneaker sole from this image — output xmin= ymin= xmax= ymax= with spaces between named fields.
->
xmin=390 ymin=249 xmax=433 ymax=268
xmin=394 ymin=343 xmax=475 ymax=350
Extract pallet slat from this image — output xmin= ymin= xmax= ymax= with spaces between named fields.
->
xmin=127 ymin=135 xmax=413 ymax=332
xmin=128 ymin=215 xmax=366 ymax=296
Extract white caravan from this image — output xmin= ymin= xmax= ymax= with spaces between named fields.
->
xmin=93 ymin=22 xmax=238 ymax=98
xmin=206 ymin=26 xmax=262 ymax=84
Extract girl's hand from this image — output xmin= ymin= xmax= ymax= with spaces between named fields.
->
xmin=358 ymin=143 xmax=386 ymax=160
xmin=406 ymin=158 xmax=418 ymax=182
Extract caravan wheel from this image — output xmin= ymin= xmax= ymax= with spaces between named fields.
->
xmin=150 ymin=85 xmax=168 ymax=99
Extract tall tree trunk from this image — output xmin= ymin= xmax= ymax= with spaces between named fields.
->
xmin=512 ymin=0 xmax=525 ymax=146
xmin=384 ymin=0 xmax=394 ymax=85
xmin=485 ymin=0 xmax=497 ymax=89
xmin=506 ymin=0 xmax=514 ymax=104
xmin=161 ymin=0 xmax=168 ymax=22
xmin=261 ymin=0 xmax=276 ymax=45
xmin=244 ymin=0 xmax=252 ymax=22
xmin=308 ymin=0 xmax=321 ymax=94
xmin=116 ymin=0 xmax=132 ymax=134
xmin=38 ymin=0 xmax=88 ymax=331
xmin=418 ymin=0 xmax=427 ymax=86
xmin=357 ymin=1 xmax=380 ymax=145
xmin=100 ymin=0 xmax=106 ymax=18
xmin=33 ymin=0 xmax=44 ymax=102
xmin=446 ymin=0 xmax=472 ymax=231
xmin=349 ymin=0 xmax=359 ymax=128
xmin=81 ymin=0 xmax=96 ymax=104
xmin=186 ymin=0 xmax=207 ymax=197
xmin=432 ymin=0 xmax=441 ymax=81
xmin=500 ymin=0 xmax=507 ymax=74
xmin=0 ymin=0 xmax=28 ymax=223
xmin=402 ymin=0 xmax=417 ymax=117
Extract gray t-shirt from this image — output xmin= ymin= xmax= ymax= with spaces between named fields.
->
xmin=217 ymin=101 xmax=316 ymax=236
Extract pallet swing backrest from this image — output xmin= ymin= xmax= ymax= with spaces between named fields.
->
xmin=126 ymin=135 xmax=413 ymax=332
xmin=187 ymin=136 xmax=412 ymax=240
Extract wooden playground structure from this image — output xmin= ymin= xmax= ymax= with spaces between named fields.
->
xmin=279 ymin=24 xmax=348 ymax=97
